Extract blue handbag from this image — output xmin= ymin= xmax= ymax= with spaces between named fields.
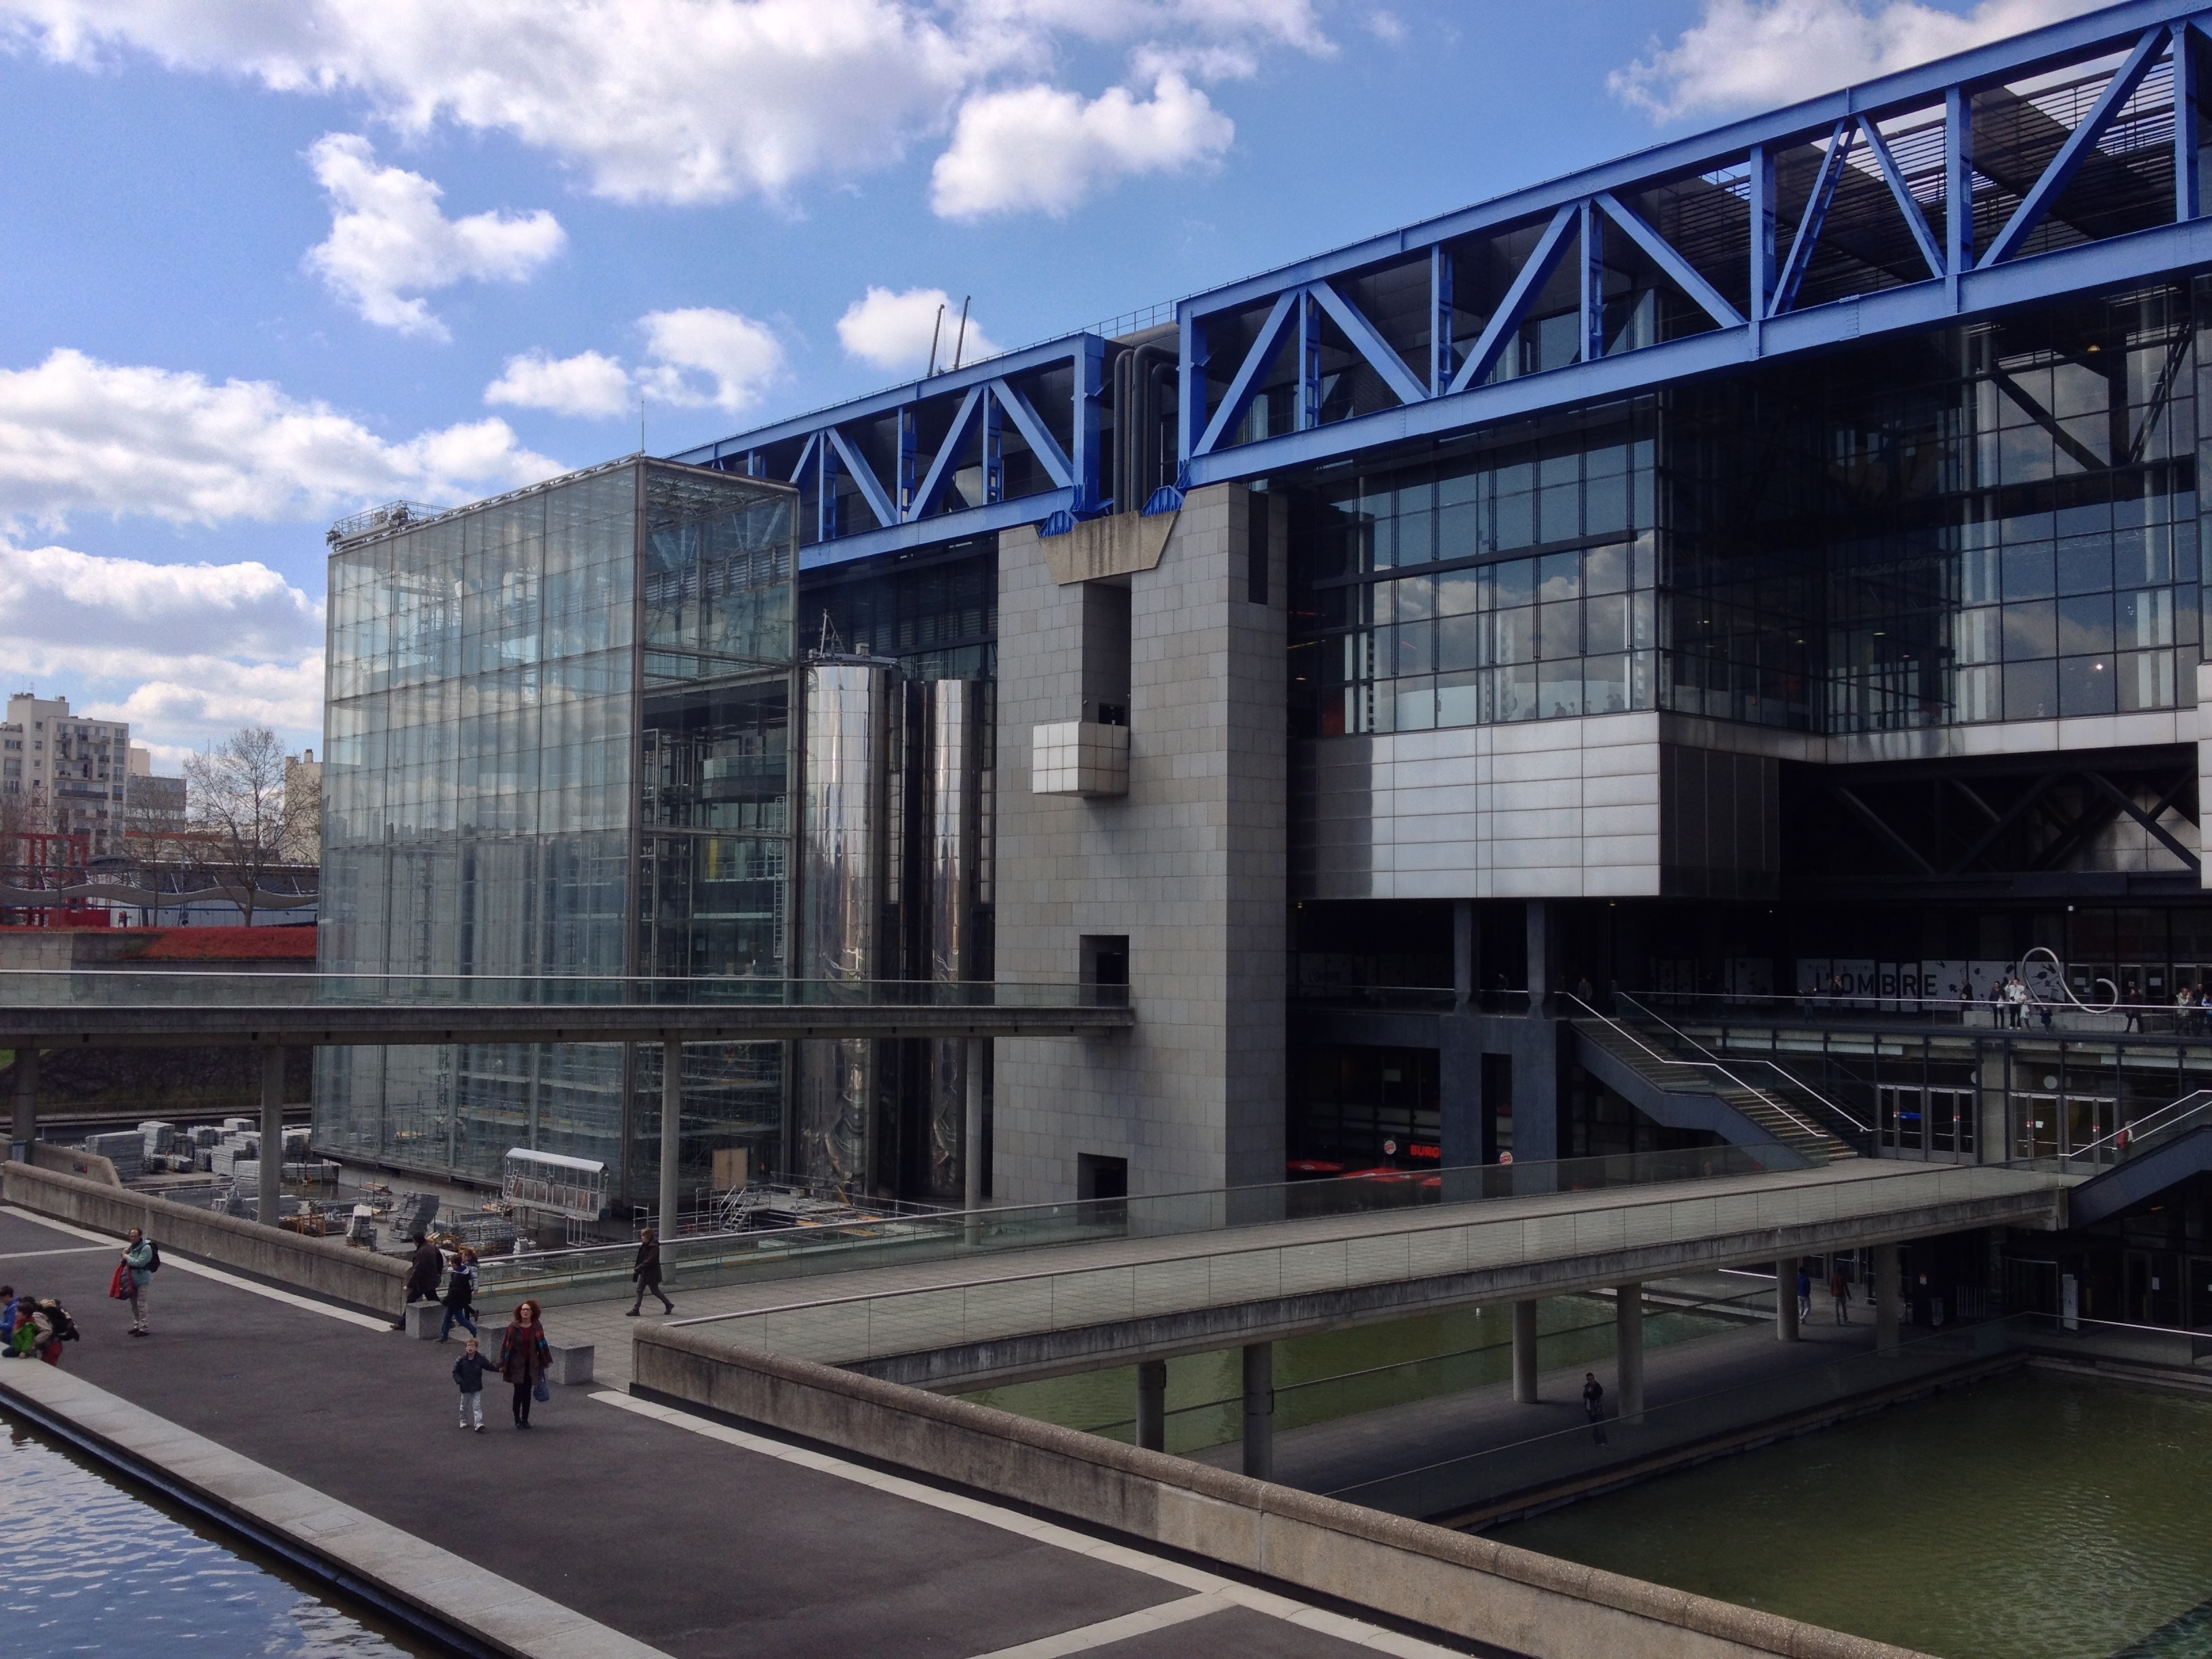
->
xmin=533 ymin=1374 xmax=550 ymax=1402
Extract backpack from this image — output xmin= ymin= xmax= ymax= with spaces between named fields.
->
xmin=146 ymin=1241 xmax=161 ymax=1274
xmin=45 ymin=1303 xmax=79 ymax=1343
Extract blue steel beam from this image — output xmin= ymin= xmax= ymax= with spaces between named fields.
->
xmin=1431 ymin=247 xmax=1455 ymax=395
xmin=1177 ymin=0 xmax=2207 ymax=324
xmin=1980 ymin=24 xmax=2170 ymax=266
xmin=1195 ymin=290 xmax=1297 ymax=455
xmin=986 ymin=378 xmax=1074 ymax=488
xmin=799 ymin=489 xmax=1074 ymax=571
xmin=1184 ymin=213 xmax=2212 ymax=490
xmin=1297 ymin=291 xmax=1322 ymax=430
xmin=1771 ymin=123 xmax=1854 ymax=317
xmin=908 ymin=385 xmax=985 ymax=523
xmin=2179 ymin=20 xmax=2204 ymax=218
xmin=1446 ymin=203 xmax=1579 ymax=395
xmin=1309 ymin=279 xmax=1431 ymax=406
xmin=1593 ymin=190 xmax=1746 ymax=328
xmin=826 ymin=428 xmax=897 ymax=529
xmin=1579 ymin=201 xmax=1605 ymax=361
xmin=1853 ymin=116 xmax=1946 ymax=279
xmin=787 ymin=432 xmax=819 ymax=486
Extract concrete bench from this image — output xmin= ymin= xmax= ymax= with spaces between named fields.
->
xmin=548 ymin=1342 xmax=594 ymax=1386
xmin=405 ymin=1301 xmax=444 ymax=1338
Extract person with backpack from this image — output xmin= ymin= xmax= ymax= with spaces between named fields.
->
xmin=16 ymin=1295 xmax=78 ymax=1367
xmin=121 ymin=1228 xmax=157 ymax=1336
xmin=438 ymin=1246 xmax=480 ymax=1343
xmin=1582 ymin=1372 xmax=1608 ymax=1445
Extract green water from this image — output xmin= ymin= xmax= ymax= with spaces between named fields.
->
xmin=962 ymin=1293 xmax=1744 ymax=1456
xmin=1492 ymin=1371 xmax=2212 ymax=1659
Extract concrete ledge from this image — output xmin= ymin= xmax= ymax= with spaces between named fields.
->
xmin=1 ymin=1160 xmax=407 ymax=1318
xmin=634 ymin=1324 xmax=1929 ymax=1659
xmin=549 ymin=1343 xmax=594 ymax=1386
xmin=0 ymin=1359 xmax=667 ymax=1659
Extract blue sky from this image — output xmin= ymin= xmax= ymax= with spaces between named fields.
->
xmin=0 ymin=0 xmax=2101 ymax=766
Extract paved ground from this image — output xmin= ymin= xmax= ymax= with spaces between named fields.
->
xmin=0 ymin=1206 xmax=1463 ymax=1659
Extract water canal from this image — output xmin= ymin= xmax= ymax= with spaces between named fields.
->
xmin=1490 ymin=1370 xmax=2212 ymax=1659
xmin=0 ymin=1412 xmax=433 ymax=1658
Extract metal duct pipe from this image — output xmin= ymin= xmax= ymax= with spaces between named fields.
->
xmin=1112 ymin=342 xmax=1176 ymax=513
xmin=794 ymin=659 xmax=891 ymax=1191
xmin=920 ymin=680 xmax=985 ymax=1197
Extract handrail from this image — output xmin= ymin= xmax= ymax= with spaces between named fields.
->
xmin=2064 ymin=1088 xmax=2212 ymax=1160
xmin=1564 ymin=996 xmax=1833 ymax=1149
xmin=1615 ymin=993 xmax=1870 ymax=1136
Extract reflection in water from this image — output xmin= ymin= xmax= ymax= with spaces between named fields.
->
xmin=0 ymin=1416 xmax=426 ymax=1657
xmin=964 ymin=1293 xmax=1744 ymax=1455
xmin=1491 ymin=1372 xmax=2212 ymax=1659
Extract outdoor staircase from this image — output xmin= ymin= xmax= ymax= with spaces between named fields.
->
xmin=1569 ymin=1010 xmax=1863 ymax=1167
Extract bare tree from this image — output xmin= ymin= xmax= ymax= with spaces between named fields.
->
xmin=184 ymin=728 xmax=311 ymax=927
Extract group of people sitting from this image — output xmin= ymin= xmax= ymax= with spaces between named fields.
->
xmin=0 ymin=1284 xmax=77 ymax=1365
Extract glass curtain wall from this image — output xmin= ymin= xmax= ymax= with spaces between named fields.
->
xmin=316 ymin=459 xmax=797 ymax=1207
xmin=1287 ymin=278 xmax=2207 ymax=741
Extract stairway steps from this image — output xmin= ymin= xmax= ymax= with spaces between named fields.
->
xmin=1574 ymin=1019 xmax=1858 ymax=1162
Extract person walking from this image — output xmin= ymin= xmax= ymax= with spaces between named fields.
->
xmin=1795 ymin=1265 xmax=1813 ymax=1324
xmin=497 ymin=1300 xmax=551 ymax=1429
xmin=438 ymin=1247 xmax=479 ymax=1343
xmin=394 ymin=1231 xmax=444 ymax=1331
xmin=452 ymin=1336 xmax=490 ymax=1432
xmin=1581 ymin=1372 xmax=1608 ymax=1446
xmin=121 ymin=1228 xmax=155 ymax=1337
xmin=626 ymin=1227 xmax=673 ymax=1317
xmin=1830 ymin=1265 xmax=1851 ymax=1325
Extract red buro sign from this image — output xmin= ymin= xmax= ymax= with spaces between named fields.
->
xmin=1408 ymin=1144 xmax=1441 ymax=1162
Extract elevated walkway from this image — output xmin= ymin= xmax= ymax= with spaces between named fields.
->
xmin=664 ymin=1160 xmax=2071 ymax=1390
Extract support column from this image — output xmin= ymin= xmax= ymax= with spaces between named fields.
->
xmin=9 ymin=1046 xmax=37 ymax=1159
xmin=1136 ymin=1358 xmax=1166 ymax=1452
xmin=1241 ymin=1343 xmax=1274 ymax=1480
xmin=259 ymin=1048 xmax=285 ymax=1227
xmin=1875 ymin=1242 xmax=1902 ymax=1354
xmin=660 ymin=1038 xmax=682 ymax=1235
xmin=1616 ymin=1284 xmax=1645 ymax=1423
xmin=1525 ymin=900 xmax=1551 ymax=1017
xmin=1512 ymin=1298 xmax=1540 ymax=1402
xmin=1776 ymin=1256 xmax=1800 ymax=1341
xmin=963 ymin=1036 xmax=986 ymax=1212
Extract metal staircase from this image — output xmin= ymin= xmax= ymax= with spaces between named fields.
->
xmin=1568 ymin=996 xmax=1866 ymax=1166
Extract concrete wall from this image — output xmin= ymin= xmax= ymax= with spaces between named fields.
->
xmin=0 ymin=1161 xmax=407 ymax=1317
xmin=633 ymin=1327 xmax=1919 ymax=1659
xmin=994 ymin=487 xmax=1288 ymax=1200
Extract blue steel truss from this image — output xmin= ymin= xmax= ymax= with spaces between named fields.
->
xmin=670 ymin=335 xmax=1103 ymax=568
xmin=679 ymin=0 xmax=2212 ymax=569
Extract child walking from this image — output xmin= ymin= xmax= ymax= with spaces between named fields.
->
xmin=453 ymin=1336 xmax=489 ymax=1431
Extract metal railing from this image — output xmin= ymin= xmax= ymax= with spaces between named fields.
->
xmin=0 ymin=970 xmax=1128 ymax=1012
xmin=1566 ymin=994 xmax=1836 ymax=1152
xmin=2058 ymin=1088 xmax=2212 ymax=1170
xmin=476 ymin=1143 xmax=1783 ymax=1302
xmin=1614 ymin=994 xmax=1870 ymax=1139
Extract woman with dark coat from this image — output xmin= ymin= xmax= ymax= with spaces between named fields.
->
xmin=496 ymin=1300 xmax=551 ymax=1428
xmin=626 ymin=1227 xmax=673 ymax=1317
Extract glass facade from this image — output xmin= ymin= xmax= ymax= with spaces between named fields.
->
xmin=315 ymin=459 xmax=797 ymax=1206
xmin=1290 ymin=279 xmax=2208 ymax=739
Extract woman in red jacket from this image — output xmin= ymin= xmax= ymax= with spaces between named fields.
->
xmin=496 ymin=1300 xmax=551 ymax=1429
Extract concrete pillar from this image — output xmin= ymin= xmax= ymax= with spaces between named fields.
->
xmin=1453 ymin=900 xmax=1476 ymax=1011
xmin=1875 ymin=1242 xmax=1902 ymax=1354
xmin=258 ymin=1048 xmax=285 ymax=1227
xmin=1241 ymin=1343 xmax=1274 ymax=1480
xmin=1616 ymin=1283 xmax=1645 ymax=1423
xmin=9 ymin=1046 xmax=37 ymax=1158
xmin=963 ymin=1036 xmax=986 ymax=1212
xmin=1776 ymin=1256 xmax=1800 ymax=1340
xmin=1136 ymin=1358 xmax=1166 ymax=1452
xmin=660 ymin=1038 xmax=682 ymax=1235
xmin=1525 ymin=900 xmax=1551 ymax=1017
xmin=1512 ymin=1298 xmax=1540 ymax=1402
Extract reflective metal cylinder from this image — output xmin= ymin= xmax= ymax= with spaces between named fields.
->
xmin=795 ymin=660 xmax=890 ymax=1189
xmin=920 ymin=680 xmax=985 ymax=1195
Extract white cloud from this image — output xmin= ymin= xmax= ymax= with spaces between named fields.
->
xmin=836 ymin=287 xmax=1002 ymax=372
xmin=930 ymin=73 xmax=1233 ymax=220
xmin=0 ymin=541 xmax=325 ymax=752
xmin=0 ymin=1 xmax=1326 ymax=213
xmin=304 ymin=133 xmax=565 ymax=338
xmin=484 ymin=349 xmax=634 ymax=419
xmin=1363 ymin=9 xmax=1406 ymax=44
xmin=1610 ymin=0 xmax=2104 ymax=122
xmin=636 ymin=308 xmax=785 ymax=413
xmin=0 ymin=348 xmax=562 ymax=531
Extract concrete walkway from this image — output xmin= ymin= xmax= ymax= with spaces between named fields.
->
xmin=0 ymin=1205 xmax=1465 ymax=1659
